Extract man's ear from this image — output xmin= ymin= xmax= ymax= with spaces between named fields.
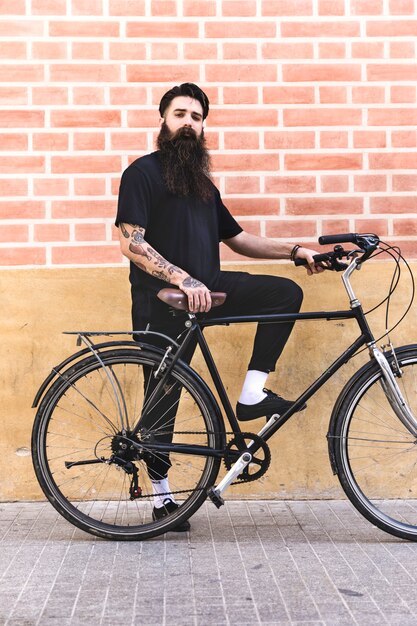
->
xmin=159 ymin=117 xmax=164 ymax=128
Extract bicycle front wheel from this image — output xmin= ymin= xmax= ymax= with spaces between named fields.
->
xmin=32 ymin=348 xmax=223 ymax=540
xmin=334 ymin=346 xmax=417 ymax=541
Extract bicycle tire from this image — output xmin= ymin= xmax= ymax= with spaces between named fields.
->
xmin=32 ymin=348 xmax=223 ymax=540
xmin=333 ymin=346 xmax=417 ymax=541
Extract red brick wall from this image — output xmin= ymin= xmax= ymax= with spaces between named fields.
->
xmin=1 ymin=0 xmax=417 ymax=267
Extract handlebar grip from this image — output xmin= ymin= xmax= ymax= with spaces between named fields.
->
xmin=318 ymin=233 xmax=358 ymax=245
xmin=294 ymin=253 xmax=330 ymax=266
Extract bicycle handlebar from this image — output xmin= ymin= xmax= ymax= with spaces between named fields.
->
xmin=294 ymin=233 xmax=380 ymax=271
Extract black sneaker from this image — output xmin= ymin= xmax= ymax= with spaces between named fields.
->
xmin=236 ymin=388 xmax=306 ymax=421
xmin=152 ymin=498 xmax=191 ymax=532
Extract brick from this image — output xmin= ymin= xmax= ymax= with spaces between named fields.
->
xmin=263 ymin=86 xmax=314 ymax=104
xmin=393 ymin=218 xmax=417 ymax=235
xmin=354 ymin=218 xmax=388 ymax=235
xmin=393 ymin=175 xmax=417 ymax=192
xmin=151 ymin=0 xmax=177 ymax=15
xmin=367 ymin=20 xmax=417 ymax=36
xmin=184 ymin=43 xmax=218 ymax=60
xmin=265 ymin=176 xmax=316 ymax=193
xmin=184 ymin=0 xmax=216 ymax=16
xmin=0 ymin=41 xmax=26 ymax=59
xmin=223 ymin=43 xmax=258 ymax=60
xmin=391 ymin=86 xmax=416 ymax=103
xmin=34 ymin=223 xmax=70 ymax=242
xmin=225 ymin=176 xmax=260 ymax=194
xmin=127 ymin=64 xmax=199 ymax=83
xmin=110 ymin=86 xmax=147 ymax=105
xmin=0 ymin=133 xmax=28 ymax=150
xmin=389 ymin=0 xmax=415 ymax=14
xmin=224 ymin=132 xmax=260 ymax=150
xmin=284 ymin=108 xmax=361 ymax=126
xmin=351 ymin=0 xmax=383 ymax=14
xmin=72 ymin=42 xmax=104 ymax=60
xmin=322 ymin=219 xmax=350 ymax=234
xmin=392 ymin=131 xmax=417 ymax=148
xmin=262 ymin=42 xmax=314 ymax=59
xmin=265 ymin=220 xmax=317 ymax=238
xmin=368 ymin=108 xmax=417 ymax=126
xmin=50 ymin=64 xmax=120 ymax=82
xmin=321 ymin=175 xmax=349 ymax=193
xmin=127 ymin=110 xmax=164 ymax=128
xmin=0 ymin=64 xmax=44 ymax=82
xmin=205 ymin=21 xmax=276 ymax=38
xmin=127 ymin=21 xmax=198 ymax=37
xmin=52 ymin=245 xmax=122 ymax=265
xmin=49 ymin=21 xmax=119 ymax=37
xmin=264 ymin=131 xmax=315 ymax=149
xmin=0 ymin=156 xmax=44 ymax=173
xmin=32 ymin=87 xmax=68 ymax=105
xmin=109 ymin=0 xmax=145 ymax=15
xmin=0 ymin=20 xmax=43 ymax=36
xmin=281 ymin=21 xmax=360 ymax=37
xmin=262 ymin=0 xmax=313 ymax=15
xmin=352 ymin=86 xmax=385 ymax=104
xmin=209 ymin=109 xmax=278 ymax=127
xmin=73 ymin=133 xmax=106 ymax=151
xmin=371 ymin=196 xmax=417 ymax=213
xmin=0 ymin=179 xmax=27 ymax=196
xmin=111 ymin=132 xmax=148 ymax=151
xmin=390 ymin=41 xmax=415 ymax=58
xmin=354 ymin=175 xmax=387 ymax=192
xmin=319 ymin=87 xmax=347 ymax=103
xmin=368 ymin=64 xmax=417 ymax=81
xmin=286 ymin=197 xmax=363 ymax=215
xmin=353 ymin=130 xmax=386 ymax=148
xmin=73 ymin=87 xmax=105 ymax=106
xmin=31 ymin=41 xmax=67 ymax=59
xmin=150 ymin=43 xmax=178 ymax=60
xmin=0 ymin=224 xmax=28 ymax=243
xmin=0 ymin=200 xmax=45 ymax=219
xmin=31 ymin=0 xmax=66 ymax=14
xmin=352 ymin=42 xmax=384 ymax=58
xmin=0 ymin=0 xmax=25 ymax=12
xmin=213 ymin=154 xmax=279 ymax=171
xmin=0 ymin=247 xmax=46 ymax=266
xmin=74 ymin=223 xmax=107 ymax=241
xmin=0 ymin=87 xmax=27 ymax=105
xmin=319 ymin=0 xmax=345 ymax=14
xmin=33 ymin=133 xmax=69 ymax=151
xmin=34 ymin=178 xmax=69 ymax=196
xmin=72 ymin=0 xmax=103 ymax=14
xmin=225 ymin=197 xmax=279 ymax=216
xmin=206 ymin=64 xmax=277 ymax=82
xmin=283 ymin=64 xmax=360 ymax=82
xmin=319 ymin=131 xmax=348 ymax=148
xmin=285 ymin=154 xmax=362 ymax=170
xmin=223 ymin=87 xmax=259 ymax=105
xmin=369 ymin=152 xmax=417 ymax=169
xmin=109 ymin=42 xmax=147 ymax=60
xmin=51 ymin=111 xmax=120 ymax=128
xmin=74 ymin=178 xmax=106 ymax=195
xmin=51 ymin=156 xmax=121 ymax=174
xmin=52 ymin=200 xmax=116 ymax=218
xmin=319 ymin=43 xmax=346 ymax=58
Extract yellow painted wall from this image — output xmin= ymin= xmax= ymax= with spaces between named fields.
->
xmin=2 ymin=261 xmax=416 ymax=502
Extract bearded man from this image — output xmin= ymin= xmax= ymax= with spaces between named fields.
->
xmin=116 ymin=83 xmax=323 ymax=531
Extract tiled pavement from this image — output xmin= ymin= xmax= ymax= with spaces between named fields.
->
xmin=1 ymin=499 xmax=417 ymax=625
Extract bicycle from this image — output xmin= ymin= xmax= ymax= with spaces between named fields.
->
xmin=31 ymin=233 xmax=417 ymax=541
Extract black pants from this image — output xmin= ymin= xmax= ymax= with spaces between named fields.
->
xmin=135 ymin=271 xmax=303 ymax=479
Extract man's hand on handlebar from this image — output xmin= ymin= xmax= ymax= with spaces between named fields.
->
xmin=294 ymin=247 xmax=327 ymax=275
xmin=179 ymin=276 xmax=212 ymax=313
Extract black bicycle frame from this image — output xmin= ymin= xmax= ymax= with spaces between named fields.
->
xmin=134 ymin=302 xmax=376 ymax=458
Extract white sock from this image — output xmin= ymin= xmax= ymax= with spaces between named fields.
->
xmin=238 ymin=370 xmax=268 ymax=405
xmin=151 ymin=478 xmax=176 ymax=508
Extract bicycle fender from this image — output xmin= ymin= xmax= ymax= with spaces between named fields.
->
xmin=326 ymin=343 xmax=417 ymax=475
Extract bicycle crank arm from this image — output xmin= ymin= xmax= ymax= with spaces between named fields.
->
xmin=371 ymin=346 xmax=417 ymax=437
xmin=207 ymin=451 xmax=252 ymax=508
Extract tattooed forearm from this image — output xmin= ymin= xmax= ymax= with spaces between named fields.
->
xmin=182 ymin=276 xmax=204 ymax=289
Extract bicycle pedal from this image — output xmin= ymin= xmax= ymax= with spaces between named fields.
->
xmin=207 ymin=487 xmax=224 ymax=509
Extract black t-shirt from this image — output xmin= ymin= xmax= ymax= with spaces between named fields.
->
xmin=116 ymin=152 xmax=242 ymax=310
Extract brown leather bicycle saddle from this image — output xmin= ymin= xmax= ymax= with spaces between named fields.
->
xmin=157 ymin=288 xmax=227 ymax=311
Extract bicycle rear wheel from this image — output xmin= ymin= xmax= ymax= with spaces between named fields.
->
xmin=333 ymin=346 xmax=417 ymax=541
xmin=32 ymin=348 xmax=223 ymax=540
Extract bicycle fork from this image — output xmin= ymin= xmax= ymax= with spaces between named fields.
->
xmin=371 ymin=344 xmax=417 ymax=437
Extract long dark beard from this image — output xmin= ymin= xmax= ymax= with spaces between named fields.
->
xmin=157 ymin=122 xmax=213 ymax=202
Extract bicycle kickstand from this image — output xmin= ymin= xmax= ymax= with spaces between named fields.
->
xmin=207 ymin=451 xmax=252 ymax=508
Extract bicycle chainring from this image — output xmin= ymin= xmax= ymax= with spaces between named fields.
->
xmin=223 ymin=433 xmax=271 ymax=483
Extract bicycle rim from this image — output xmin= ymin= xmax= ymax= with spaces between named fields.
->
xmin=335 ymin=348 xmax=417 ymax=541
xmin=32 ymin=349 xmax=222 ymax=540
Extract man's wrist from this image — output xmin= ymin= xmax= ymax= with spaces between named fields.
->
xmin=290 ymin=244 xmax=301 ymax=262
